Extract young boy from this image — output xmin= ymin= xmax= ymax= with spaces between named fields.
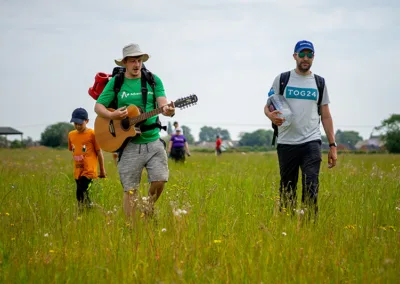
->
xmin=68 ymin=107 xmax=106 ymax=208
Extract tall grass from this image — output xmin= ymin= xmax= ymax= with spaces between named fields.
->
xmin=0 ymin=148 xmax=399 ymax=283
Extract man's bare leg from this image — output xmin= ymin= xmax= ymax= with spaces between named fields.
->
xmin=123 ymin=189 xmax=138 ymax=219
xmin=148 ymin=181 xmax=165 ymax=202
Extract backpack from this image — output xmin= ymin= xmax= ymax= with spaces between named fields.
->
xmin=271 ymin=71 xmax=325 ymax=146
xmin=109 ymin=64 xmax=166 ymax=132
xmin=88 ymin=64 xmax=167 ymax=157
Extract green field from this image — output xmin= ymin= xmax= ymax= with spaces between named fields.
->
xmin=0 ymin=148 xmax=399 ymax=283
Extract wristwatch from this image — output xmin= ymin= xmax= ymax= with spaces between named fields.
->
xmin=329 ymin=142 xmax=337 ymax=147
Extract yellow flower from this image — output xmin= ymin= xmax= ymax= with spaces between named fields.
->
xmin=5 ymin=213 xmax=10 ymax=216
xmin=128 ymin=190 xmax=134 ymax=195
xmin=49 ymin=250 xmax=55 ymax=253
xmin=11 ymin=237 xmax=16 ymax=241
xmin=140 ymin=213 xmax=145 ymax=218
xmin=213 ymin=240 xmax=222 ymax=244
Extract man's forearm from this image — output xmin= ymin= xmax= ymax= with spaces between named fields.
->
xmin=264 ymin=105 xmax=271 ymax=118
xmin=322 ymin=117 xmax=335 ymax=144
xmin=94 ymin=103 xmax=111 ymax=119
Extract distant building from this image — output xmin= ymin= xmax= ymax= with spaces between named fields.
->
xmin=0 ymin=127 xmax=23 ymax=147
xmin=355 ymin=135 xmax=385 ymax=151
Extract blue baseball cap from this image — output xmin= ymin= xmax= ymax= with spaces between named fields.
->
xmin=70 ymin=108 xmax=88 ymax=124
xmin=294 ymin=40 xmax=315 ymax=53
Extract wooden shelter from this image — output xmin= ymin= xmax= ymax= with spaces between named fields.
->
xmin=0 ymin=127 xmax=23 ymax=147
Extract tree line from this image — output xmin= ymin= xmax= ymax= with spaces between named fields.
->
xmin=2 ymin=114 xmax=399 ymax=153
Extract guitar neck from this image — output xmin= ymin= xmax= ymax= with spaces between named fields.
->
xmin=130 ymin=107 xmax=163 ymax=125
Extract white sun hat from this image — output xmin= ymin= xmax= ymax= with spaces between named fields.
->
xmin=114 ymin=43 xmax=150 ymax=66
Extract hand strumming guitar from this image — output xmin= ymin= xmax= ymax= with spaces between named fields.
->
xmin=110 ymin=106 xmax=128 ymax=120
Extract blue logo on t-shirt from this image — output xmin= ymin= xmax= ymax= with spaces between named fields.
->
xmin=286 ymin=87 xmax=318 ymax=101
xmin=268 ymin=87 xmax=275 ymax=97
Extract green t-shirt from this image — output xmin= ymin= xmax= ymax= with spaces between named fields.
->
xmin=96 ymin=74 xmax=166 ymax=144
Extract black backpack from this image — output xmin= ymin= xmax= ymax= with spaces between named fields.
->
xmin=109 ymin=64 xmax=167 ymax=158
xmin=109 ymin=64 xmax=166 ymax=133
xmin=271 ymin=71 xmax=325 ymax=146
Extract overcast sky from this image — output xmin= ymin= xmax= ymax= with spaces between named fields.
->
xmin=1 ymin=0 xmax=399 ymax=142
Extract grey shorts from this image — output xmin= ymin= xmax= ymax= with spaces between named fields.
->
xmin=118 ymin=139 xmax=169 ymax=191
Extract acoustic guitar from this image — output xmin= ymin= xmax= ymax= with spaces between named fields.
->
xmin=94 ymin=94 xmax=198 ymax=152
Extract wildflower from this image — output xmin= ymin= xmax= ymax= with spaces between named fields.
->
xmin=282 ymin=232 xmax=287 ymax=236
xmin=49 ymin=250 xmax=55 ymax=253
xmin=140 ymin=213 xmax=145 ymax=218
xmin=77 ymin=216 xmax=82 ymax=221
xmin=11 ymin=237 xmax=16 ymax=241
xmin=213 ymin=240 xmax=222 ymax=244
xmin=161 ymin=228 xmax=167 ymax=232
xmin=44 ymin=233 xmax=49 ymax=237
xmin=128 ymin=190 xmax=134 ymax=195
xmin=396 ymin=207 xmax=400 ymax=211
xmin=10 ymin=224 xmax=14 ymax=227
xmin=5 ymin=213 xmax=9 ymax=216
xmin=173 ymin=208 xmax=188 ymax=217
xmin=344 ymin=225 xmax=356 ymax=230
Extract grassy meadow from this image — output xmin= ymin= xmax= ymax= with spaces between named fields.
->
xmin=0 ymin=148 xmax=399 ymax=283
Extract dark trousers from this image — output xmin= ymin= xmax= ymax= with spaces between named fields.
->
xmin=277 ymin=140 xmax=322 ymax=215
xmin=75 ymin=176 xmax=92 ymax=205
xmin=171 ymin=147 xmax=186 ymax=162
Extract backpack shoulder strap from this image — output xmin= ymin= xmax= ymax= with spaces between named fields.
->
xmin=141 ymin=65 xmax=157 ymax=109
xmin=111 ymin=72 xmax=124 ymax=108
xmin=279 ymin=71 xmax=291 ymax=95
xmin=314 ymin=74 xmax=325 ymax=106
xmin=140 ymin=72 xmax=148 ymax=112
xmin=314 ymin=74 xmax=325 ymax=115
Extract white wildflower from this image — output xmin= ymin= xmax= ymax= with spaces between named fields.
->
xmin=282 ymin=232 xmax=287 ymax=236
xmin=44 ymin=233 xmax=49 ymax=237
xmin=173 ymin=208 xmax=188 ymax=217
xmin=161 ymin=228 xmax=167 ymax=232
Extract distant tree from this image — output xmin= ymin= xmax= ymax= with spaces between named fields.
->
xmin=23 ymin=136 xmax=34 ymax=147
xmin=239 ymin=129 xmax=273 ymax=146
xmin=181 ymin=125 xmax=195 ymax=144
xmin=375 ymin=114 xmax=400 ymax=153
xmin=321 ymin=135 xmax=328 ymax=144
xmin=167 ymin=121 xmax=173 ymax=135
xmin=335 ymin=130 xmax=363 ymax=146
xmin=41 ymin=122 xmax=74 ymax=148
xmin=199 ymin=126 xmax=231 ymax=142
xmin=10 ymin=140 xmax=24 ymax=148
xmin=0 ymin=136 xmax=7 ymax=148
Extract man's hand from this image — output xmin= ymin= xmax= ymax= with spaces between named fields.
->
xmin=328 ymin=147 xmax=337 ymax=168
xmin=268 ymin=110 xmax=285 ymax=126
xmin=110 ymin=106 xmax=128 ymax=120
xmin=162 ymin=103 xmax=175 ymax=117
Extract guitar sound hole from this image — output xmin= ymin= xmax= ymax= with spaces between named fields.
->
xmin=120 ymin=118 xmax=130 ymax=131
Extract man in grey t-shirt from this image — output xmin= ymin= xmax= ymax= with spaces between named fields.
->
xmin=264 ymin=40 xmax=337 ymax=218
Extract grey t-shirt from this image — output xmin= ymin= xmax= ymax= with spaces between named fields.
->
xmin=269 ymin=70 xmax=330 ymax=145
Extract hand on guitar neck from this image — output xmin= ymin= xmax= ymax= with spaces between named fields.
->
xmin=161 ymin=102 xmax=175 ymax=117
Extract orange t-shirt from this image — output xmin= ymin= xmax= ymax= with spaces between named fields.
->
xmin=68 ymin=128 xmax=101 ymax=180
